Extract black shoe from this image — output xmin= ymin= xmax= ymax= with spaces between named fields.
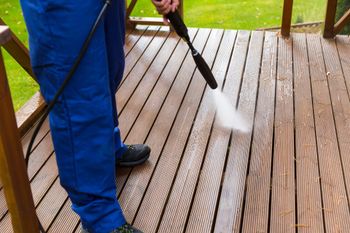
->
xmin=116 ymin=144 xmax=151 ymax=167
xmin=112 ymin=223 xmax=143 ymax=233
xmin=81 ymin=223 xmax=143 ymax=233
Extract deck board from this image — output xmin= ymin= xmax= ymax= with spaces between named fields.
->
xmin=2 ymin=27 xmax=350 ymax=233
xmin=241 ymin=31 xmax=277 ymax=233
xmin=321 ymin=35 xmax=350 ymax=232
xmin=270 ymin=32 xmax=295 ymax=233
xmin=213 ymin=30 xmax=259 ymax=233
xmin=336 ymin=36 xmax=350 ymax=97
xmin=293 ymin=33 xmax=324 ymax=232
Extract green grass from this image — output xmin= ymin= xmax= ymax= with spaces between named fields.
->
xmin=131 ymin=0 xmax=326 ymax=29
xmin=2 ymin=0 xmax=326 ymax=110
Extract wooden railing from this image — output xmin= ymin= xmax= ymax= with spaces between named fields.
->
xmin=125 ymin=0 xmax=184 ymax=28
xmin=0 ymin=26 xmax=40 ymax=233
xmin=281 ymin=0 xmax=350 ymax=38
xmin=1 ymin=1 xmax=347 ymax=232
xmin=0 ymin=19 xmax=46 ymax=137
xmin=324 ymin=0 xmax=350 ymax=37
xmin=0 ymin=19 xmax=35 ymax=79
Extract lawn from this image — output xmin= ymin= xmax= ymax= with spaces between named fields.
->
xmin=1 ymin=0 xmax=326 ymax=111
xmin=132 ymin=0 xmax=326 ymax=29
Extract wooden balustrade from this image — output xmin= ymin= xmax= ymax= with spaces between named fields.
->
xmin=0 ymin=18 xmax=36 ymax=80
xmin=0 ymin=18 xmax=47 ymax=138
xmin=0 ymin=26 xmax=40 ymax=233
xmin=334 ymin=8 xmax=350 ymax=34
xmin=282 ymin=0 xmax=350 ymax=37
xmin=1 ymin=1 xmax=349 ymax=232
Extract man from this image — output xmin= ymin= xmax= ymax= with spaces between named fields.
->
xmin=20 ymin=0 xmax=178 ymax=232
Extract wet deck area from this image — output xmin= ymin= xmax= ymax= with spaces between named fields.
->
xmin=1 ymin=26 xmax=350 ymax=233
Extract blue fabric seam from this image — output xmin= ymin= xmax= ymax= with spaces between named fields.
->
xmin=61 ymin=90 xmax=79 ymax=189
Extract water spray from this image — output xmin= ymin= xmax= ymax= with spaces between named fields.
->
xmin=165 ymin=10 xmax=252 ymax=132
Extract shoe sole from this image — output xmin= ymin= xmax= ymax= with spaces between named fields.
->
xmin=117 ymin=152 xmax=150 ymax=167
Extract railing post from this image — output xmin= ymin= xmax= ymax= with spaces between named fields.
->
xmin=126 ymin=0 xmax=137 ymax=19
xmin=178 ymin=0 xmax=184 ymax=19
xmin=324 ymin=0 xmax=338 ymax=38
xmin=0 ymin=26 xmax=40 ymax=233
xmin=281 ymin=0 xmax=294 ymax=37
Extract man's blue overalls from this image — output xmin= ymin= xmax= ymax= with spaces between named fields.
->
xmin=20 ymin=0 xmax=127 ymax=232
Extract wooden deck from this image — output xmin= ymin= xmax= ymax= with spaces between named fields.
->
xmin=2 ymin=26 xmax=350 ymax=233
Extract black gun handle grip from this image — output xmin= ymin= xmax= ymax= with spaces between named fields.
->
xmin=193 ymin=51 xmax=218 ymax=89
xmin=166 ymin=10 xmax=190 ymax=42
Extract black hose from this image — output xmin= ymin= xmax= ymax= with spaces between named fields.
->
xmin=24 ymin=1 xmax=111 ymax=232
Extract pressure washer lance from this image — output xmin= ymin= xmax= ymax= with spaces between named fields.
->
xmin=165 ymin=10 xmax=218 ymax=89
xmin=25 ymin=1 xmax=111 ymax=232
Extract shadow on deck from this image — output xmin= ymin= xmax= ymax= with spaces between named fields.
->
xmin=1 ymin=26 xmax=350 ymax=233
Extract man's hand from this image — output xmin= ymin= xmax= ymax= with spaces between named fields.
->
xmin=151 ymin=0 xmax=179 ymax=25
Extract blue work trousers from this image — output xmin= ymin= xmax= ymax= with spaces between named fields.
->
xmin=20 ymin=0 xmax=127 ymax=232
